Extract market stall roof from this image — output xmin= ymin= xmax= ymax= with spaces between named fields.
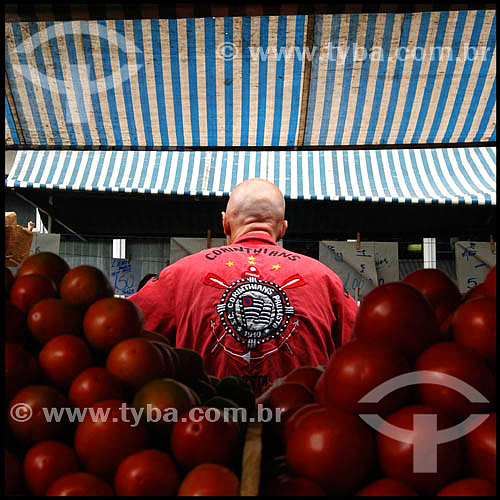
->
xmin=6 ymin=147 xmax=496 ymax=205
xmin=5 ymin=10 xmax=496 ymax=148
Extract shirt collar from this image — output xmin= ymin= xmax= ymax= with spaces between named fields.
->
xmin=232 ymin=232 xmax=278 ymax=246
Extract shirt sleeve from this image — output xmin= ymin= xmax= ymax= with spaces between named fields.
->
xmin=127 ymin=265 xmax=177 ymax=342
xmin=329 ymin=276 xmax=359 ymax=348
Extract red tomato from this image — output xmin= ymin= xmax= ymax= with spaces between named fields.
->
xmin=133 ymin=378 xmax=200 ymax=435
xmin=60 ymin=265 xmax=114 ymax=310
xmin=5 ymin=301 xmax=27 ymax=344
xmin=74 ymin=399 xmax=149 ymax=479
xmin=324 ymin=340 xmax=410 ymax=417
xmin=114 ymin=449 xmax=179 ymax=496
xmin=313 ymin=371 xmax=328 ymax=406
xmin=415 ymin=341 xmax=494 ymax=419
xmin=286 ymin=407 xmax=374 ymax=494
xmin=452 ymin=297 xmax=496 ymax=365
xmin=83 ymin=297 xmax=144 ymax=350
xmin=5 ymin=449 xmax=21 ymax=495
xmin=283 ymin=403 xmax=324 ymax=443
xmin=8 ymin=385 xmax=69 ymax=443
xmin=464 ymin=412 xmax=496 ymax=485
xmin=265 ymin=474 xmax=327 ymax=496
xmin=356 ymin=478 xmax=418 ymax=496
xmin=402 ymin=269 xmax=461 ymax=326
xmin=27 ymin=298 xmax=83 ymax=344
xmin=23 ymin=440 xmax=79 ymax=495
xmin=9 ymin=274 xmax=57 ymax=313
xmin=439 ymin=311 xmax=455 ymax=339
xmin=5 ymin=343 xmax=41 ymax=401
xmin=376 ymin=404 xmax=462 ymax=494
xmin=170 ymin=406 xmax=240 ymax=468
xmin=45 ymin=472 xmax=113 ymax=496
xmin=436 ymin=478 xmax=496 ymax=496
xmin=267 ymin=382 xmax=314 ymax=418
xmin=284 ymin=366 xmax=323 ymax=392
xmin=6 ymin=267 xmax=14 ymax=293
xmin=177 ymin=463 xmax=240 ymax=496
xmin=463 ymin=283 xmax=487 ymax=302
xmin=106 ymin=337 xmax=171 ymax=390
xmin=68 ymin=367 xmax=124 ymax=409
xmin=39 ymin=335 xmax=92 ymax=387
xmin=351 ymin=282 xmax=440 ymax=360
xmin=483 ymin=265 xmax=496 ymax=298
xmin=17 ymin=252 xmax=70 ymax=290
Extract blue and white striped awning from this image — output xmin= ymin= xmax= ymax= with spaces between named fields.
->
xmin=6 ymin=147 xmax=496 ymax=205
xmin=5 ymin=10 xmax=496 ymax=147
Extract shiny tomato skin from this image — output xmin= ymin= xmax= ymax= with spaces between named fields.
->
xmin=74 ymin=399 xmax=149 ymax=479
xmin=177 ymin=463 xmax=240 ymax=496
xmin=267 ymin=382 xmax=314 ymax=416
xmin=27 ymin=298 xmax=83 ymax=344
xmin=23 ymin=440 xmax=79 ymax=495
xmin=6 ymin=267 xmax=14 ymax=293
xmin=39 ymin=335 xmax=92 ymax=387
xmin=8 ymin=385 xmax=69 ymax=443
xmin=436 ymin=478 xmax=496 ymax=496
xmin=283 ymin=403 xmax=324 ymax=444
xmin=5 ymin=449 xmax=22 ymax=495
xmin=106 ymin=337 xmax=170 ymax=390
xmin=68 ymin=367 xmax=124 ymax=409
xmin=356 ymin=478 xmax=418 ymax=496
xmin=114 ymin=449 xmax=179 ymax=496
xmin=5 ymin=343 xmax=41 ymax=401
xmin=313 ymin=371 xmax=329 ymax=406
xmin=83 ymin=297 xmax=144 ymax=350
xmin=5 ymin=301 xmax=27 ymax=344
xmin=45 ymin=472 xmax=113 ymax=496
xmin=17 ymin=252 xmax=70 ymax=290
xmin=483 ymin=265 xmax=496 ymax=298
xmin=402 ymin=269 xmax=461 ymax=326
xmin=286 ymin=407 xmax=375 ymax=495
xmin=464 ymin=412 xmax=496 ymax=485
xmin=377 ymin=404 xmax=462 ymax=494
xmin=415 ymin=341 xmax=494 ymax=419
xmin=284 ymin=366 xmax=323 ymax=392
xmin=9 ymin=274 xmax=57 ymax=313
xmin=265 ymin=474 xmax=327 ymax=496
xmin=60 ymin=265 xmax=114 ymax=310
xmin=452 ymin=296 xmax=496 ymax=365
xmin=352 ymin=282 xmax=440 ymax=360
xmin=170 ymin=407 xmax=240 ymax=469
xmin=324 ymin=340 xmax=410 ymax=417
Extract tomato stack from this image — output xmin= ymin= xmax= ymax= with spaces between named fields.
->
xmin=5 ymin=253 xmax=251 ymax=496
xmin=259 ymin=266 xmax=496 ymax=497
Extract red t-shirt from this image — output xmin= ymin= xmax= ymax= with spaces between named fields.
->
xmin=129 ymin=232 xmax=358 ymax=395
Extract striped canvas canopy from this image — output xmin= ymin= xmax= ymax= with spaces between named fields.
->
xmin=6 ymin=147 xmax=496 ymax=205
xmin=5 ymin=10 xmax=496 ymax=147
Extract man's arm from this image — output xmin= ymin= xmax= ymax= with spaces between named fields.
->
xmin=331 ymin=286 xmax=359 ymax=348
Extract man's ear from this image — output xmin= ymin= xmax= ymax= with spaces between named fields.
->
xmin=222 ymin=211 xmax=230 ymax=237
xmin=278 ymin=219 xmax=288 ymax=241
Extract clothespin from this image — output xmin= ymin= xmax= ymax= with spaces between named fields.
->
xmin=207 ymin=229 xmax=212 ymax=249
xmin=356 ymin=232 xmax=361 ymax=250
xmin=490 ymin=235 xmax=495 ymax=253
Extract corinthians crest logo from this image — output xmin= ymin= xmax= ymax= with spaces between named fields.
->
xmin=203 ymin=265 xmax=305 ymax=354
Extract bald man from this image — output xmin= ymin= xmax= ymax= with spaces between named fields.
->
xmin=129 ymin=179 xmax=358 ymax=395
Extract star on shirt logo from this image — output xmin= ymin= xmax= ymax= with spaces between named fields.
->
xmin=225 ymin=261 xmax=235 ymax=267
xmin=272 ymin=264 xmax=281 ymax=271
xmin=248 ymin=256 xmax=257 ymax=265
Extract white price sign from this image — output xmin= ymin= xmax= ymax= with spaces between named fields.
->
xmin=455 ymin=241 xmax=496 ymax=294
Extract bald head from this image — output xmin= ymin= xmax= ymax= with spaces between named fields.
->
xmin=222 ymin=179 xmax=288 ymax=243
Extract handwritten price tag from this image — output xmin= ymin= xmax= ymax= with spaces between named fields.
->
xmin=454 ymin=241 xmax=496 ymax=294
xmin=111 ymin=258 xmax=137 ymax=297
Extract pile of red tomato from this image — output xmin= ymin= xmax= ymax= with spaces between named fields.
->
xmin=259 ymin=266 xmax=496 ymax=496
xmin=5 ymin=252 xmax=248 ymax=496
